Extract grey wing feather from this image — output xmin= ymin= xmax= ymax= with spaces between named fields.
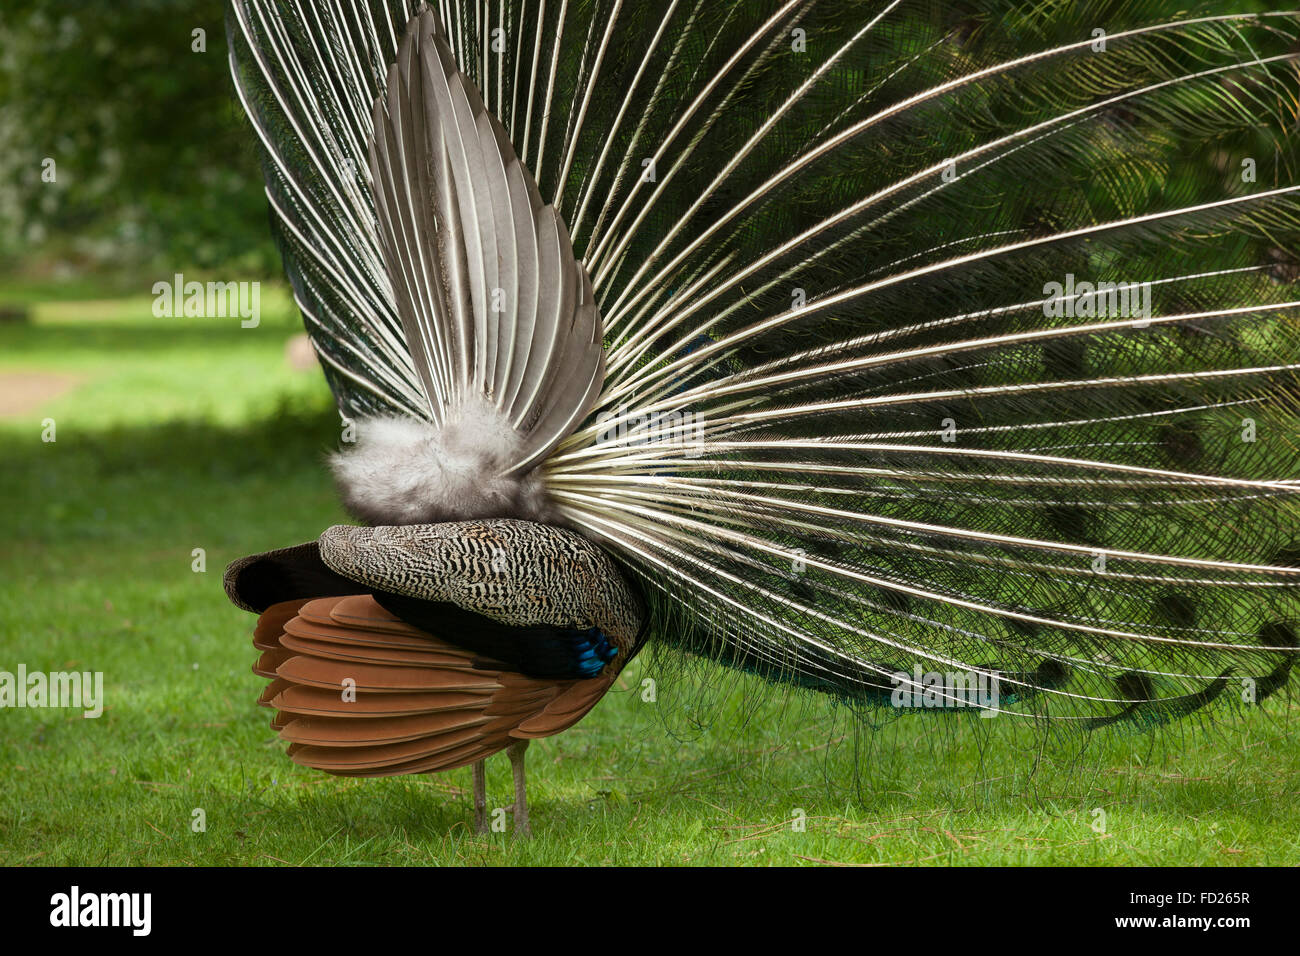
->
xmin=369 ymin=7 xmax=604 ymax=471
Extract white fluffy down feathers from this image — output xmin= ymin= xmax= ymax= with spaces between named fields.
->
xmin=329 ymin=402 xmax=553 ymax=526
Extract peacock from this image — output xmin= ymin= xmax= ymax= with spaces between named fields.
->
xmin=222 ymin=0 xmax=1300 ymax=836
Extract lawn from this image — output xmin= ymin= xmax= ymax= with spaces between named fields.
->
xmin=1 ymin=283 xmax=1298 ymax=866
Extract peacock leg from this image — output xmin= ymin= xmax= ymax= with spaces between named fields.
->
xmin=506 ymin=740 xmax=531 ymax=838
xmin=472 ymin=760 xmax=487 ymax=835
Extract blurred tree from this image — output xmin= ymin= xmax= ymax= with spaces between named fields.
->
xmin=0 ymin=0 xmax=278 ymax=281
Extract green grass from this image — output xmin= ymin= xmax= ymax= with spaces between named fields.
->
xmin=2 ymin=283 xmax=1298 ymax=866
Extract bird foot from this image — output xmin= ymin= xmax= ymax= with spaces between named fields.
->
xmin=499 ymin=802 xmax=531 ymax=837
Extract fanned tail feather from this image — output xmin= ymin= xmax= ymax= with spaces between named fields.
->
xmin=230 ymin=0 xmax=1300 ymax=729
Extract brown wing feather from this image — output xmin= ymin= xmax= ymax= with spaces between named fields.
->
xmin=248 ymin=596 xmax=616 ymax=776
xmin=512 ymin=677 xmax=615 ymax=738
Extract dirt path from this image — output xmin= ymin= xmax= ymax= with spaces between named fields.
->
xmin=0 ymin=370 xmax=83 ymax=417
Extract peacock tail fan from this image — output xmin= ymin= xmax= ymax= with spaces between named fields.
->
xmin=228 ymin=0 xmax=1300 ymax=742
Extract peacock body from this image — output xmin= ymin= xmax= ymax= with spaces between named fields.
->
xmin=224 ymin=0 xmax=1300 ymax=834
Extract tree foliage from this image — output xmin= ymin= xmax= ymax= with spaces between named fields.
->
xmin=0 ymin=0 xmax=278 ymax=278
